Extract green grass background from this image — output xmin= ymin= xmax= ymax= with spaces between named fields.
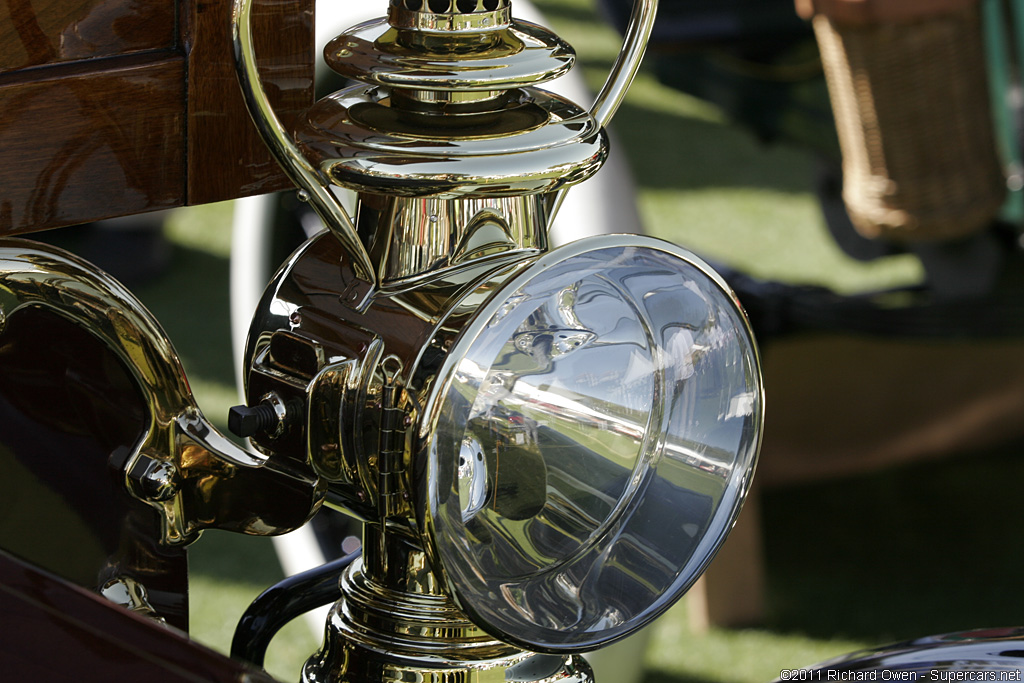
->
xmin=120 ymin=0 xmax=1024 ymax=680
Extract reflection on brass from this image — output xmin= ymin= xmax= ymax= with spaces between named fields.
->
xmin=358 ymin=194 xmax=547 ymax=283
xmin=0 ymin=239 xmax=325 ymax=546
xmin=100 ymin=576 xmax=165 ymax=622
xmin=387 ymin=1 xmax=511 ymax=33
xmin=298 ymin=86 xmax=606 ymax=201
xmin=233 ymin=0 xmax=624 ymax=288
xmin=322 ymin=19 xmax=572 ymax=97
xmin=305 ymin=525 xmax=594 ymax=683
xmin=257 ymin=391 xmax=289 ymax=438
xmin=308 ymin=363 xmax=356 ymax=484
xmin=132 ymin=455 xmax=180 ymax=502
xmin=346 ymin=97 xmax=549 ymax=139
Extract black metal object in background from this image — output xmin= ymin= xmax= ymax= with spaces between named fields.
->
xmin=601 ymin=0 xmax=809 ymax=47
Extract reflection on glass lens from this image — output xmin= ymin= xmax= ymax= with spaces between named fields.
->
xmin=427 ymin=241 xmax=762 ymax=651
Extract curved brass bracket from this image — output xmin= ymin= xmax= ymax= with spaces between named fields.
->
xmin=547 ymin=0 xmax=658 ymax=225
xmin=0 ymin=239 xmax=325 ymax=545
xmin=231 ymin=0 xmax=377 ymax=288
xmin=589 ymin=0 xmax=658 ymax=130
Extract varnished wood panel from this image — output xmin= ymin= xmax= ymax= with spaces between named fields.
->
xmin=0 ymin=0 xmax=175 ymax=72
xmin=0 ymin=52 xmax=185 ymax=234
xmin=0 ymin=0 xmax=314 ymax=235
xmin=184 ymin=0 xmax=315 ymax=205
xmin=0 ymin=551 xmax=265 ymax=681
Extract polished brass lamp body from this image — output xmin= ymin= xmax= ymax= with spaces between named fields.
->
xmin=241 ymin=234 xmax=603 ymax=683
xmin=231 ymin=0 xmax=762 ymax=682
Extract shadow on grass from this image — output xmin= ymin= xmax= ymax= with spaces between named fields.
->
xmin=529 ymin=0 xmax=607 ymax=26
xmin=133 ymin=243 xmax=235 ymax=389
xmin=607 ymin=98 xmax=815 ymax=195
xmin=541 ymin=51 xmax=821 ymax=196
xmin=636 ymin=443 xmax=1024 ymax=683
xmin=644 ymin=670 xmax=725 ymax=683
xmin=190 ymin=530 xmax=283 ymax=587
xmin=762 ymin=443 xmax=1024 ymax=644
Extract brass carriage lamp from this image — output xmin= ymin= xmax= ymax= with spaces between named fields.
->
xmin=231 ymin=0 xmax=764 ymax=680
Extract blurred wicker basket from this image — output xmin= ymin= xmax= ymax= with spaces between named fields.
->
xmin=810 ymin=0 xmax=1006 ymax=241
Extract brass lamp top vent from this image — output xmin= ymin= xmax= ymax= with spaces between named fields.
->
xmin=397 ymin=0 xmax=508 ymax=13
xmin=389 ymin=0 xmax=512 ymax=33
xmin=234 ymin=0 xmax=653 ymax=279
xmin=296 ymin=0 xmax=607 ymax=199
xmin=323 ymin=2 xmax=570 ymax=94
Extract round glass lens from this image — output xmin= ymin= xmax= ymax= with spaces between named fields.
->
xmin=424 ymin=238 xmax=762 ymax=651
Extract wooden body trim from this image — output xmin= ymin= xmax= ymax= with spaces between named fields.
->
xmin=0 ymin=0 xmax=314 ymax=235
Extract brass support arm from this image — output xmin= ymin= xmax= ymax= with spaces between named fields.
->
xmin=0 ymin=239 xmax=325 ymax=546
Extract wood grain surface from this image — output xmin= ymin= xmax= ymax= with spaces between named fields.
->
xmin=0 ymin=0 xmax=314 ymax=235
